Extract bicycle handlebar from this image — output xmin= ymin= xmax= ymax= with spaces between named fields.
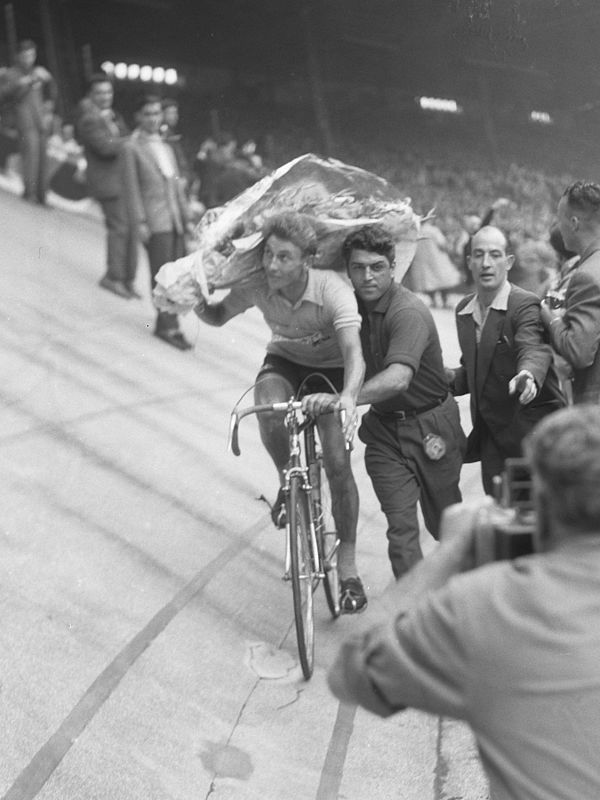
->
xmin=227 ymin=400 xmax=346 ymax=456
xmin=228 ymin=400 xmax=304 ymax=456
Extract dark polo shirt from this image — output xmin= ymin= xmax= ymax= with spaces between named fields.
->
xmin=357 ymin=282 xmax=449 ymax=414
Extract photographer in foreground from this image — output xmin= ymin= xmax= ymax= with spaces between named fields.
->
xmin=328 ymin=404 xmax=600 ymax=800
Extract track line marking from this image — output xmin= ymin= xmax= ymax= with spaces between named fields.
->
xmin=315 ymin=702 xmax=357 ymax=800
xmin=1 ymin=524 xmax=263 ymax=800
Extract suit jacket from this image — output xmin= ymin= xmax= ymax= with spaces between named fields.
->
xmin=452 ymin=283 xmax=564 ymax=461
xmin=547 ymin=246 xmax=600 ymax=403
xmin=122 ymin=131 xmax=189 ymax=234
xmin=75 ymin=99 xmax=128 ymax=199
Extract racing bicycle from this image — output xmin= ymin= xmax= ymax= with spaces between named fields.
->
xmin=228 ymin=394 xmax=342 ymax=680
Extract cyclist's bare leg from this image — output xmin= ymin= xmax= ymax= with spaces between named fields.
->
xmin=254 ymin=371 xmax=295 ymax=484
xmin=317 ymin=413 xmax=359 ymax=581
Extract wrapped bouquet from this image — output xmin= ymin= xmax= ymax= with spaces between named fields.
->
xmin=153 ymin=153 xmax=421 ymax=314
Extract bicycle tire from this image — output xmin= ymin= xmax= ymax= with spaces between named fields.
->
xmin=310 ymin=449 xmax=340 ymax=619
xmin=288 ymin=475 xmax=316 ymax=679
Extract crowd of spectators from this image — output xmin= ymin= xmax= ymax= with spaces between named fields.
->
xmin=0 ymin=37 xmax=587 ymax=314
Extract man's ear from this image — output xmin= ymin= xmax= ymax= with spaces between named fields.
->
xmin=506 ymin=254 xmax=515 ymax=271
xmin=571 ymin=215 xmax=580 ymax=232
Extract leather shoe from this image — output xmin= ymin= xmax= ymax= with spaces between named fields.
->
xmin=99 ymin=276 xmax=131 ymax=299
xmin=154 ymin=328 xmax=193 ymax=351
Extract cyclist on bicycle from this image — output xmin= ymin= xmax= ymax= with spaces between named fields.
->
xmin=188 ymin=211 xmax=368 ymax=613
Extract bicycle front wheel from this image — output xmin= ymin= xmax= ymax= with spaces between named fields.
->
xmin=288 ymin=475 xmax=315 ymax=679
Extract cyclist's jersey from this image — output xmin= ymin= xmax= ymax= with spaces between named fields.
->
xmin=225 ymin=268 xmax=361 ymax=368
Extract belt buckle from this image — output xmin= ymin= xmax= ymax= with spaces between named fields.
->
xmin=395 ymin=410 xmax=407 ymax=420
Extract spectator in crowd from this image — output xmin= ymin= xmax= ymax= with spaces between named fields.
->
xmin=342 ymin=225 xmax=465 ymax=579
xmin=328 ymin=403 xmax=600 ymax=800
xmin=541 ymin=180 xmax=600 ymax=404
xmin=76 ymin=73 xmax=138 ymax=299
xmin=160 ymin=98 xmax=191 ymax=192
xmin=542 ymin=222 xmax=580 ymax=404
xmin=46 ymin=120 xmax=88 ymax=201
xmin=0 ymin=39 xmax=57 ymax=205
xmin=187 ymin=212 xmax=368 ymax=612
xmin=193 ymin=135 xmax=219 ymax=209
xmin=212 ymin=131 xmax=263 ymax=206
xmin=510 ymin=236 xmax=558 ymax=296
xmin=455 ymin=198 xmax=510 ymax=286
xmin=447 ymin=225 xmax=564 ymax=495
xmin=123 ymin=94 xmax=193 ymax=351
xmin=403 ymin=218 xmax=462 ymax=308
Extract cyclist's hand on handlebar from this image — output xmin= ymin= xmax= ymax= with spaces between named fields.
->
xmin=301 ymin=392 xmax=339 ymax=417
xmin=338 ymin=394 xmax=359 ymax=445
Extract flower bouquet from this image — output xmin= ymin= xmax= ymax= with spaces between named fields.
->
xmin=153 ymin=153 xmax=421 ymax=314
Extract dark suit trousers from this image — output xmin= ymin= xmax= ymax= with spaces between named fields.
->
xmin=479 ymin=420 xmax=512 ymax=496
xmin=98 ymin=195 xmax=138 ymax=284
xmin=358 ymin=396 xmax=464 ymax=578
xmin=19 ymin=126 xmax=48 ymax=202
xmin=145 ymin=230 xmax=185 ymax=331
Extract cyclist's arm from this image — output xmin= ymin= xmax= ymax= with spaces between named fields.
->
xmin=193 ymin=289 xmax=252 ymax=327
xmin=337 ymin=326 xmax=365 ymax=406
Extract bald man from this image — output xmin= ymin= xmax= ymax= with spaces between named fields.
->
xmin=446 ymin=226 xmax=564 ymax=494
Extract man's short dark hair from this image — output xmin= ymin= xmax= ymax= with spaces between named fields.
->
xmin=525 ymin=404 xmax=600 ymax=532
xmin=17 ymin=39 xmax=36 ymax=53
xmin=87 ymin=72 xmax=113 ymax=92
xmin=133 ymin=93 xmax=162 ymax=113
xmin=342 ymin=225 xmax=395 ymax=266
xmin=262 ymin=212 xmax=317 ymax=257
xmin=162 ymin=97 xmax=178 ymax=110
xmin=563 ymin=181 xmax=600 ymax=219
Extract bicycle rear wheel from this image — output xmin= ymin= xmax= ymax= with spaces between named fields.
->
xmin=310 ymin=451 xmax=340 ymax=619
xmin=288 ymin=475 xmax=315 ymax=679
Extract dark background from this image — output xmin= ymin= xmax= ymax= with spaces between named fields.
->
xmin=3 ymin=0 xmax=600 ymax=237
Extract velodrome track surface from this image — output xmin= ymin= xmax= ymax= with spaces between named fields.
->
xmin=0 ymin=188 xmax=489 ymax=800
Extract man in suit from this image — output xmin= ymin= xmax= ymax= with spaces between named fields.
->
xmin=122 ymin=94 xmax=192 ymax=350
xmin=0 ymin=39 xmax=57 ymax=205
xmin=541 ymin=181 xmax=600 ymax=404
xmin=447 ymin=225 xmax=564 ymax=495
xmin=76 ymin=74 xmax=138 ymax=299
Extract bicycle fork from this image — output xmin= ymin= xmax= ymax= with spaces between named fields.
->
xmin=283 ymin=467 xmax=321 ymax=581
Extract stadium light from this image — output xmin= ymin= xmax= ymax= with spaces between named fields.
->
xmin=530 ymin=110 xmax=553 ymax=125
xmin=104 ymin=60 xmax=180 ymax=85
xmin=418 ymin=96 xmax=461 ymax=113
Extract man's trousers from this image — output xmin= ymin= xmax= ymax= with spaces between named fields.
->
xmin=358 ymin=395 xmax=465 ymax=578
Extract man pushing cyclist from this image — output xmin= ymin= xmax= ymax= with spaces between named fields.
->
xmin=186 ymin=212 xmax=368 ymax=613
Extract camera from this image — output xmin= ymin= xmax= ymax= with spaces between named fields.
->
xmin=473 ymin=458 xmax=536 ymax=565
xmin=544 ymin=289 xmax=564 ymax=310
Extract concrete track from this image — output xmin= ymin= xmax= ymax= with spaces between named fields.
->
xmin=0 ymin=190 xmax=488 ymax=800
